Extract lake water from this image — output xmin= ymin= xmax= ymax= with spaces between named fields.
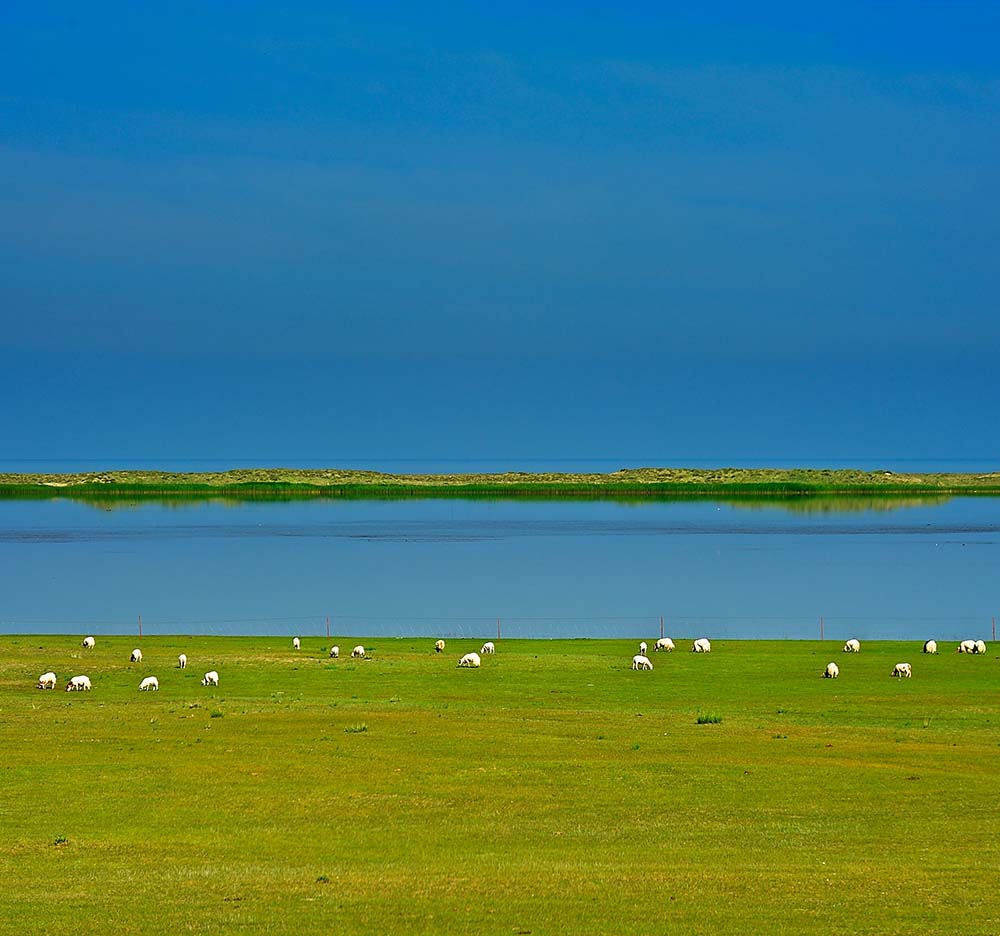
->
xmin=0 ymin=492 xmax=997 ymax=642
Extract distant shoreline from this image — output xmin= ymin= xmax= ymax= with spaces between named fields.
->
xmin=1 ymin=466 xmax=999 ymax=501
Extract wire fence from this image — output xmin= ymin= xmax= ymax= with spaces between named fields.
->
xmin=1 ymin=612 xmax=996 ymax=643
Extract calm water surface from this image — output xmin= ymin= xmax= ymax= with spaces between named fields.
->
xmin=0 ymin=495 xmax=997 ymax=641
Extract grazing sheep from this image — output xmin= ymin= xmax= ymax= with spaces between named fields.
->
xmin=922 ymin=640 xmax=937 ymax=654
xmin=37 ymin=672 xmax=58 ymax=690
xmin=823 ymin=662 xmax=839 ymax=678
xmin=293 ymin=637 xmax=301 ymax=650
xmin=201 ymin=671 xmax=219 ymax=687
xmin=480 ymin=641 xmax=496 ymax=654
xmin=843 ymin=639 xmax=861 ymax=653
xmin=692 ymin=638 xmax=712 ymax=653
xmin=82 ymin=636 xmax=95 ymax=649
xmin=65 ymin=675 xmax=91 ymax=691
xmin=130 ymin=648 xmax=142 ymax=663
xmin=458 ymin=652 xmax=481 ymax=668
xmin=178 ymin=653 xmax=187 ymax=669
xmin=974 ymin=639 xmax=987 ymax=655
xmin=434 ymin=639 xmax=445 ymax=653
xmin=639 ymin=641 xmax=648 ymax=655
xmin=138 ymin=676 xmax=159 ymax=692
xmin=654 ymin=637 xmax=675 ymax=652
xmin=891 ymin=662 xmax=912 ymax=678
xmin=351 ymin=645 xmax=365 ymax=659
xmin=957 ymin=639 xmax=976 ymax=654
xmin=632 ymin=654 xmax=653 ymax=670
xmin=329 ymin=645 xmax=340 ymax=659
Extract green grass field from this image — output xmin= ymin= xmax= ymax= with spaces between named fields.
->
xmin=2 ymin=465 xmax=1000 ymax=504
xmin=2 ymin=636 xmax=998 ymax=934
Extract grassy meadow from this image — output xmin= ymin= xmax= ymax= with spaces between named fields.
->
xmin=2 ymin=636 xmax=998 ymax=935
xmin=2 ymin=465 xmax=1000 ymax=504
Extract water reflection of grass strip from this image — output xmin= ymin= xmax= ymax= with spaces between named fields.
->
xmin=0 ymin=488 xmax=959 ymax=515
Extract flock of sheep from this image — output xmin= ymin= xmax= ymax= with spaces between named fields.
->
xmin=822 ymin=637 xmax=988 ymax=680
xmin=421 ymin=633 xmax=987 ymax=677
xmin=35 ymin=633 xmax=990 ymax=693
xmin=630 ymin=636 xmax=711 ymax=670
xmin=39 ymin=637 xmax=217 ymax=692
xmin=36 ymin=635 xmax=501 ymax=693
xmin=626 ymin=634 xmax=988 ymax=678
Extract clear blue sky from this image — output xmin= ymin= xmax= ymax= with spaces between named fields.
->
xmin=2 ymin=3 xmax=997 ymax=465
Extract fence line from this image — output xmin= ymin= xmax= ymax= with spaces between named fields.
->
xmin=0 ymin=612 xmax=996 ymax=642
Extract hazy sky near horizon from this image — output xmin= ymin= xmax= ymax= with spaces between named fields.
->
xmin=2 ymin=3 xmax=998 ymax=462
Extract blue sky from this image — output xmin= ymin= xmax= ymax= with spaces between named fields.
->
xmin=1 ymin=3 xmax=998 ymax=465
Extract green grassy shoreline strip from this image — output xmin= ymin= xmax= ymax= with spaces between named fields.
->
xmin=0 ymin=466 xmax=998 ymax=501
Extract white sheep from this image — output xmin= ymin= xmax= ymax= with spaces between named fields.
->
xmin=293 ymin=637 xmax=301 ymax=650
xmin=329 ymin=645 xmax=340 ymax=658
xmin=692 ymin=638 xmax=712 ymax=653
xmin=843 ymin=639 xmax=861 ymax=653
xmin=82 ymin=636 xmax=95 ymax=649
xmin=922 ymin=640 xmax=937 ymax=654
xmin=434 ymin=639 xmax=445 ymax=653
xmin=65 ymin=675 xmax=91 ymax=691
xmin=130 ymin=648 xmax=143 ymax=663
xmin=824 ymin=662 xmax=839 ymax=678
xmin=480 ymin=641 xmax=496 ymax=654
xmin=654 ymin=637 xmax=675 ymax=652
xmin=139 ymin=676 xmax=159 ymax=691
xmin=351 ymin=645 xmax=365 ymax=659
xmin=37 ymin=671 xmax=58 ymax=690
xmin=178 ymin=653 xmax=187 ymax=669
xmin=639 ymin=641 xmax=648 ymax=655
xmin=974 ymin=639 xmax=987 ymax=655
xmin=957 ymin=639 xmax=976 ymax=654
xmin=632 ymin=654 xmax=653 ymax=670
xmin=891 ymin=662 xmax=912 ymax=678
xmin=458 ymin=652 xmax=481 ymax=668
xmin=201 ymin=671 xmax=219 ymax=686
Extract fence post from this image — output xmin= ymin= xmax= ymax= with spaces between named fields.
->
xmin=326 ymin=615 xmax=330 ymax=639
xmin=497 ymin=617 xmax=501 ymax=640
xmin=138 ymin=615 xmax=143 ymax=639
xmin=820 ymin=616 xmax=824 ymax=641
xmin=993 ymin=617 xmax=996 ymax=642
xmin=660 ymin=615 xmax=664 ymax=639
